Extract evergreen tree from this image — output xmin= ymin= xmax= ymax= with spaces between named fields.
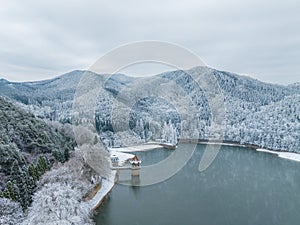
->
xmin=52 ymin=149 xmax=64 ymax=163
xmin=26 ymin=175 xmax=36 ymax=196
xmin=2 ymin=188 xmax=11 ymax=199
xmin=28 ymin=163 xmax=38 ymax=181
xmin=9 ymin=161 xmax=32 ymax=209
xmin=6 ymin=181 xmax=18 ymax=202
xmin=18 ymin=169 xmax=30 ymax=209
xmin=22 ymin=166 xmax=35 ymax=197
xmin=64 ymin=148 xmax=70 ymax=162
xmin=12 ymin=183 xmax=21 ymax=203
xmin=10 ymin=160 xmax=22 ymax=187
xmin=52 ymin=149 xmax=59 ymax=162
xmin=45 ymin=157 xmax=51 ymax=170
xmin=19 ymin=187 xmax=29 ymax=209
xmin=36 ymin=155 xmax=47 ymax=177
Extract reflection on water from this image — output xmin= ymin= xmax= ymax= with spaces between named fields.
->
xmin=95 ymin=144 xmax=300 ymax=225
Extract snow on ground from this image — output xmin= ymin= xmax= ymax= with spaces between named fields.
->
xmin=0 ymin=198 xmax=24 ymax=225
xmin=256 ymin=148 xmax=300 ymax=162
xmin=108 ymin=143 xmax=162 ymax=152
xmin=198 ymin=141 xmax=246 ymax=147
xmin=20 ymin=153 xmax=116 ymax=225
xmin=110 ymin=151 xmax=135 ymax=166
xmin=84 ymin=172 xmax=116 ymax=211
xmin=278 ymin=152 xmax=300 ymax=162
xmin=256 ymin=148 xmax=278 ymax=154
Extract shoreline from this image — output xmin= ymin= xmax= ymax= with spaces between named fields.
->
xmin=107 ymin=140 xmax=300 ymax=164
xmin=256 ymin=148 xmax=300 ymax=162
xmin=89 ymin=143 xmax=163 ymax=216
xmin=108 ymin=143 xmax=162 ymax=152
xmin=91 ymin=140 xmax=300 ymax=220
xmin=200 ymin=140 xmax=300 ymax=163
xmin=85 ymin=171 xmax=117 ymax=213
xmin=179 ymin=139 xmax=300 ymax=162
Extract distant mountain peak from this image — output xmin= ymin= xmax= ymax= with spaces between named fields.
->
xmin=0 ymin=78 xmax=8 ymax=83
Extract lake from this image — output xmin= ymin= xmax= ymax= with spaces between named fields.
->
xmin=94 ymin=144 xmax=300 ymax=225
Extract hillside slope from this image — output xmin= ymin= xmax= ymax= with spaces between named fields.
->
xmin=0 ymin=67 xmax=299 ymax=152
xmin=0 ymin=97 xmax=75 ymax=195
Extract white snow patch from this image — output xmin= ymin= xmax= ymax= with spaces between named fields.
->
xmin=110 ymin=151 xmax=135 ymax=166
xmin=198 ymin=141 xmax=246 ymax=147
xmin=278 ymin=152 xmax=300 ymax=162
xmin=256 ymin=148 xmax=300 ymax=162
xmin=108 ymin=143 xmax=162 ymax=152
xmin=256 ymin=148 xmax=279 ymax=155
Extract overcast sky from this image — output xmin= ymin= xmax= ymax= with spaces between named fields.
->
xmin=0 ymin=0 xmax=299 ymax=84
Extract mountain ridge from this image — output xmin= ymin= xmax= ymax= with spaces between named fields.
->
xmin=0 ymin=66 xmax=298 ymax=87
xmin=0 ymin=66 xmax=299 ymax=152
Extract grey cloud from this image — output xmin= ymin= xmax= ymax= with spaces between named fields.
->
xmin=0 ymin=0 xmax=299 ymax=84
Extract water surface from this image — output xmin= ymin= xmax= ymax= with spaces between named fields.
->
xmin=95 ymin=144 xmax=300 ymax=225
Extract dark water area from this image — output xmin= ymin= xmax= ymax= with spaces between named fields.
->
xmin=95 ymin=144 xmax=300 ymax=225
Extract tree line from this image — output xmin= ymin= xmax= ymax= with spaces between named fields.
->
xmin=0 ymin=155 xmax=49 ymax=209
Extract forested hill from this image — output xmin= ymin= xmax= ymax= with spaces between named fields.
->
xmin=0 ymin=70 xmax=83 ymax=105
xmin=0 ymin=67 xmax=299 ymax=152
xmin=0 ymin=97 xmax=75 ymax=208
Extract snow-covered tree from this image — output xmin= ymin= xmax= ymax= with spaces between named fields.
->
xmin=0 ymin=198 xmax=24 ymax=225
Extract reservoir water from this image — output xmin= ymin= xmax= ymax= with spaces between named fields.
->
xmin=94 ymin=144 xmax=300 ymax=225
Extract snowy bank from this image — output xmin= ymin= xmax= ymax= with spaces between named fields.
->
xmin=256 ymin=148 xmax=278 ymax=154
xmin=198 ymin=141 xmax=247 ymax=147
xmin=256 ymin=148 xmax=300 ymax=162
xmin=278 ymin=152 xmax=300 ymax=162
xmin=108 ymin=143 xmax=162 ymax=152
xmin=84 ymin=173 xmax=116 ymax=211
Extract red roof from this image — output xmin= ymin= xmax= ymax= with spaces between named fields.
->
xmin=132 ymin=155 xmax=139 ymax=161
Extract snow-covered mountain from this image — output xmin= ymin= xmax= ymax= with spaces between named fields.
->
xmin=0 ymin=66 xmax=299 ymax=152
